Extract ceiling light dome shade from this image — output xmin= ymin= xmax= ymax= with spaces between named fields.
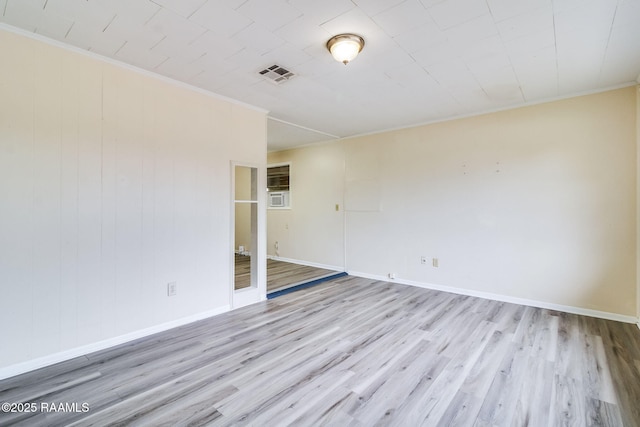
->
xmin=327 ymin=34 xmax=365 ymax=65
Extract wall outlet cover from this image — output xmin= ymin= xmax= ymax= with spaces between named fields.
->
xmin=167 ymin=282 xmax=177 ymax=296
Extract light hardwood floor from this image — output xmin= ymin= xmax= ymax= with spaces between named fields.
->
xmin=235 ymin=255 xmax=342 ymax=292
xmin=234 ymin=254 xmax=252 ymax=290
xmin=265 ymin=258 xmax=341 ymax=292
xmin=1 ymin=277 xmax=640 ymax=426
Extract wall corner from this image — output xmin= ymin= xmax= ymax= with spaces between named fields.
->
xmin=636 ymin=85 xmax=640 ymax=322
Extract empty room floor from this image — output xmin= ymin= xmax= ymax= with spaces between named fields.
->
xmin=1 ymin=277 xmax=639 ymax=426
xmin=265 ymin=258 xmax=342 ymax=292
xmin=235 ymin=254 xmax=342 ymax=292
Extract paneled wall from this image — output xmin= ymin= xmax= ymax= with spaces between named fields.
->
xmin=0 ymin=29 xmax=266 ymax=373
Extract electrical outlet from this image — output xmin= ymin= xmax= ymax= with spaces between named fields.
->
xmin=421 ymin=256 xmax=427 ymax=265
xmin=432 ymin=258 xmax=439 ymax=268
xmin=388 ymin=273 xmax=396 ymax=279
xmin=167 ymin=281 xmax=177 ymax=296
xmin=275 ymin=241 xmax=279 ymax=250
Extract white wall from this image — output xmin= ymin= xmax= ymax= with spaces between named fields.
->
xmin=0 ymin=29 xmax=266 ymax=374
xmin=269 ymin=87 xmax=638 ymax=319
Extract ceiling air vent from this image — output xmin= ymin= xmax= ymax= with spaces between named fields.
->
xmin=258 ymin=64 xmax=295 ymax=85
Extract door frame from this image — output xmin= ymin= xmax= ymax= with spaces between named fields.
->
xmin=230 ymin=161 xmax=266 ymax=308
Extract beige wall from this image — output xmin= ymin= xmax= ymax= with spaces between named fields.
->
xmin=267 ymin=142 xmax=345 ymax=269
xmin=234 ymin=166 xmax=253 ymax=253
xmin=269 ymin=87 xmax=638 ymax=318
xmin=0 ymin=29 xmax=266 ymax=373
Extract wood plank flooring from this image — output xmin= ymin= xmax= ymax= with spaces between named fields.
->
xmin=235 ymin=255 xmax=341 ymax=292
xmin=265 ymin=258 xmax=341 ymax=292
xmin=233 ymin=254 xmax=252 ymax=290
xmin=1 ymin=277 xmax=640 ymax=426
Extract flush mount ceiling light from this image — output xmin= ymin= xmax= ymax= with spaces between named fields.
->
xmin=326 ymin=34 xmax=365 ymax=65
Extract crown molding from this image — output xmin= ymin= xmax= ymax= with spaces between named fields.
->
xmin=0 ymin=23 xmax=268 ymax=114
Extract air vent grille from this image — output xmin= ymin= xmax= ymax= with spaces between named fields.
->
xmin=258 ymin=64 xmax=295 ymax=85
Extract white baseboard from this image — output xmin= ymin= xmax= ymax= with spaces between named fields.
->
xmin=348 ymin=271 xmax=639 ymax=325
xmin=0 ymin=306 xmax=230 ymax=381
xmin=267 ymin=255 xmax=344 ymax=273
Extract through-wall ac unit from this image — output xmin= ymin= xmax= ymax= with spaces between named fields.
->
xmin=268 ymin=191 xmax=289 ymax=208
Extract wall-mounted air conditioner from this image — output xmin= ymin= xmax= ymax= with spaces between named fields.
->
xmin=268 ymin=191 xmax=289 ymax=208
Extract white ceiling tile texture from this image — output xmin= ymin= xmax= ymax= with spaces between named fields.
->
xmin=372 ymin=0 xmax=434 ymax=37
xmin=320 ymin=7 xmax=381 ymax=37
xmin=231 ymin=23 xmax=286 ymax=55
xmin=287 ymin=0 xmax=354 ymax=25
xmin=487 ymin=0 xmax=552 ymax=22
xmin=495 ymin=6 xmax=553 ymax=41
xmin=190 ymin=30 xmax=244 ymax=59
xmin=353 ymin=0 xmax=405 ymax=17
xmin=275 ymin=16 xmax=331 ymax=49
xmin=236 ymin=0 xmax=302 ymax=31
xmin=67 ymin=22 xmax=126 ymax=56
xmin=115 ymin=40 xmax=168 ymax=70
xmin=428 ymin=0 xmax=490 ymax=29
xmin=2 ymin=0 xmax=65 ymax=35
xmin=44 ymin=0 xmax=116 ymax=30
xmin=187 ymin=1 xmax=251 ymax=37
xmin=259 ymin=43 xmax=314 ymax=68
xmin=98 ymin=0 xmax=160 ymax=26
xmin=105 ymin=15 xmax=164 ymax=51
xmin=1 ymin=0 xmax=639 ymax=150
xmin=393 ymin=21 xmax=447 ymax=53
xmin=155 ymin=56 xmax=204 ymax=81
xmin=149 ymin=0 xmax=207 ymax=18
xmin=145 ymin=7 xmax=205 ymax=43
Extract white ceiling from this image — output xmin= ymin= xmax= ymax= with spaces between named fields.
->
xmin=2 ymin=0 xmax=640 ymax=151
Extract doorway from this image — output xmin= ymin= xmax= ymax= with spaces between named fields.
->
xmin=265 ymin=161 xmax=345 ymax=297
